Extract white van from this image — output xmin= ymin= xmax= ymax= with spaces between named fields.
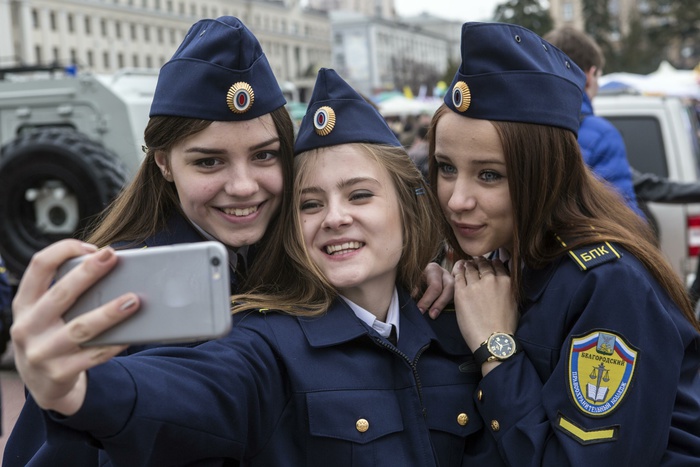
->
xmin=593 ymin=93 xmax=700 ymax=288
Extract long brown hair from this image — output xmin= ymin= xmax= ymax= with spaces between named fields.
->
xmin=234 ymin=143 xmax=442 ymax=316
xmin=83 ymin=107 xmax=295 ymax=264
xmin=428 ymin=104 xmax=700 ymax=331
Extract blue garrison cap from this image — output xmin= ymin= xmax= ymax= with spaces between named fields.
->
xmin=150 ymin=16 xmax=286 ymax=120
xmin=445 ymin=22 xmax=586 ymax=135
xmin=294 ymin=68 xmax=401 ymax=155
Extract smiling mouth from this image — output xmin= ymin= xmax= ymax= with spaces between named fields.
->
xmin=220 ymin=205 xmax=259 ymax=217
xmin=325 ymin=241 xmax=364 ymax=255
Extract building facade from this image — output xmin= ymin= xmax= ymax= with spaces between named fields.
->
xmin=308 ymin=0 xmax=395 ymax=19
xmin=0 ymin=0 xmax=332 ymax=100
xmin=331 ymin=10 xmax=450 ymax=96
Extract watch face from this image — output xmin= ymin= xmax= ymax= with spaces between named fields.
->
xmin=488 ymin=333 xmax=515 ymax=358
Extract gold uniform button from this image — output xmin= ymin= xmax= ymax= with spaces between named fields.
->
xmin=477 ymin=389 xmax=483 ymax=401
xmin=457 ymin=413 xmax=469 ymax=426
xmin=356 ymin=418 xmax=369 ymax=433
xmin=491 ymin=420 xmax=500 ymax=431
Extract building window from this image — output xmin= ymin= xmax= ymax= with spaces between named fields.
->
xmin=67 ymin=14 xmax=74 ymax=32
xmin=131 ymin=23 xmax=137 ymax=40
xmin=85 ymin=17 xmax=91 ymax=35
xmin=118 ymin=53 xmax=124 ymax=68
xmin=101 ymin=19 xmax=107 ymax=37
xmin=146 ymin=56 xmax=153 ymax=67
xmin=52 ymin=47 xmax=59 ymax=62
xmin=157 ymin=27 xmax=163 ymax=44
xmin=133 ymin=54 xmax=140 ymax=67
xmin=35 ymin=45 xmax=42 ymax=64
xmin=50 ymin=12 xmax=56 ymax=31
xmin=144 ymin=25 xmax=150 ymax=42
xmin=115 ymin=22 xmax=122 ymax=39
xmin=32 ymin=9 xmax=39 ymax=28
xmin=103 ymin=51 xmax=110 ymax=69
xmin=87 ymin=50 xmax=94 ymax=67
xmin=170 ymin=29 xmax=176 ymax=44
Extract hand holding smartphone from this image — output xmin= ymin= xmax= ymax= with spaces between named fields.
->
xmin=57 ymin=241 xmax=232 ymax=346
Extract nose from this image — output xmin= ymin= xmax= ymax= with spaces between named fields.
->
xmin=447 ymin=178 xmax=477 ymax=213
xmin=321 ymin=200 xmax=352 ymax=230
xmin=224 ymin=165 xmax=258 ymax=198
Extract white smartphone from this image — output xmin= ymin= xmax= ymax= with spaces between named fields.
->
xmin=57 ymin=241 xmax=232 ymax=346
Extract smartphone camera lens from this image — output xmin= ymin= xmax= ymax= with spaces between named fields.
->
xmin=211 ymin=256 xmax=221 ymax=267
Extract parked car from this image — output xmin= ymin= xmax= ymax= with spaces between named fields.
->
xmin=594 ymin=92 xmax=700 ymax=289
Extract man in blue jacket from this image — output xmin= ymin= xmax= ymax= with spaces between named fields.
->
xmin=545 ymin=27 xmax=645 ymax=218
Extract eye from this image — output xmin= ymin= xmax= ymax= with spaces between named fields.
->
xmin=194 ymin=158 xmax=221 ymax=168
xmin=300 ymin=199 xmax=322 ymax=212
xmin=253 ymin=151 xmax=278 ymax=162
xmin=437 ymin=161 xmax=457 ymax=175
xmin=479 ymin=170 xmax=504 ymax=183
xmin=349 ymin=190 xmax=374 ymax=202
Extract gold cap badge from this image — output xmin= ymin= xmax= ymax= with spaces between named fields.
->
xmin=452 ymin=81 xmax=471 ymax=112
xmin=227 ymin=82 xmax=254 ymax=114
xmin=313 ymin=106 xmax=336 ymax=136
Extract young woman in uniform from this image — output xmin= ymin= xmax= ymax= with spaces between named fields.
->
xmin=4 ymin=16 xmax=454 ymax=467
xmin=431 ymin=21 xmax=700 ymax=465
xmin=7 ymin=68 xmax=502 ymax=466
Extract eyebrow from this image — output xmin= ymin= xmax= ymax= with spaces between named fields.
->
xmin=434 ymin=153 xmax=505 ymax=166
xmin=300 ymin=176 xmax=380 ymax=195
xmin=184 ymin=137 xmax=280 ymax=154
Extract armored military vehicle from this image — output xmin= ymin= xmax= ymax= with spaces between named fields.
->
xmin=0 ymin=65 xmax=157 ymax=281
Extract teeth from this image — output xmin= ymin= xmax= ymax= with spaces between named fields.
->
xmin=325 ymin=241 xmax=363 ymax=255
xmin=222 ymin=206 xmax=258 ymax=217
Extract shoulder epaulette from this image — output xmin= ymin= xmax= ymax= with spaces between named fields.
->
xmin=566 ymin=241 xmax=622 ymax=271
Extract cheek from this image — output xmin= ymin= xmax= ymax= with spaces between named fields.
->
xmin=436 ymin=181 xmax=452 ymax=212
xmin=260 ymin=165 xmax=285 ymax=197
xmin=300 ymin=218 xmax=316 ymax=247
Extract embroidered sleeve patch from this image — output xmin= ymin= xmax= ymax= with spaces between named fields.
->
xmin=555 ymin=413 xmax=619 ymax=445
xmin=567 ymin=242 xmax=622 ymax=271
xmin=568 ymin=330 xmax=638 ymax=417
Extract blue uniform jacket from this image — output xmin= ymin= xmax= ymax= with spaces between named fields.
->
xmin=3 ymin=212 xmax=244 ymax=467
xmin=477 ymin=244 xmax=700 ymax=465
xmin=579 ymin=94 xmax=644 ymax=218
xmin=46 ymin=289 xmax=504 ymax=466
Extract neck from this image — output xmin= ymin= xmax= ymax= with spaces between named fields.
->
xmin=339 ymin=278 xmax=395 ymax=322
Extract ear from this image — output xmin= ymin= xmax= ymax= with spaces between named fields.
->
xmin=584 ymin=66 xmax=598 ymax=90
xmin=154 ymin=150 xmax=173 ymax=182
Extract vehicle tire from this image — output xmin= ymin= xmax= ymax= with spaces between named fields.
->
xmin=0 ymin=128 xmax=128 ymax=279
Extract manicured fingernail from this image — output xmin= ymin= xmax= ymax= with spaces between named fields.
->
xmin=96 ymin=248 xmax=114 ymax=262
xmin=418 ymin=307 xmax=426 ymax=314
xmin=119 ymin=298 xmax=137 ymax=312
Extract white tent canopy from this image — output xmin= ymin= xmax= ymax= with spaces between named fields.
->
xmin=600 ymin=61 xmax=700 ymax=100
xmin=378 ymin=95 xmax=442 ymax=118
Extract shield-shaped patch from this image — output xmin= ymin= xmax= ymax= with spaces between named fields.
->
xmin=568 ymin=330 xmax=638 ymax=417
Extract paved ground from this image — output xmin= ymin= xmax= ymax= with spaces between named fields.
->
xmin=0 ymin=345 xmax=27 ymax=464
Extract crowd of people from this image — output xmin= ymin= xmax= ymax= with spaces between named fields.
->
xmin=1 ymin=15 xmax=699 ymax=467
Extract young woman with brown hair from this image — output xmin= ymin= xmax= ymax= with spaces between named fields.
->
xmin=431 ymin=21 xmax=700 ymax=465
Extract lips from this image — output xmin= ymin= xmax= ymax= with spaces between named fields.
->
xmin=452 ymin=221 xmax=485 ymax=236
xmin=324 ymin=241 xmax=364 ymax=255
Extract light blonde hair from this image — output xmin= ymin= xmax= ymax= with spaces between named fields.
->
xmin=233 ymin=143 xmax=442 ymax=316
